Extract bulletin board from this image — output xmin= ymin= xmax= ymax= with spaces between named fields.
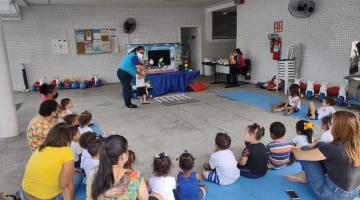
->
xmin=75 ymin=28 xmax=119 ymax=54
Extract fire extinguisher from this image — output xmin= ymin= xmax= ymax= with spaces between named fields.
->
xmin=268 ymin=34 xmax=281 ymax=61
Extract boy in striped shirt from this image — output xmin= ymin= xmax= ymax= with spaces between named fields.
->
xmin=267 ymin=122 xmax=293 ymax=169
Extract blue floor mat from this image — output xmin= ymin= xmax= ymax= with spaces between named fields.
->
xmin=75 ymin=164 xmax=315 ymax=200
xmin=203 ymin=163 xmax=315 ymax=200
xmin=218 ymin=91 xmax=321 ymax=124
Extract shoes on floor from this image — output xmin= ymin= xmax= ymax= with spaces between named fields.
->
xmin=126 ymin=104 xmax=138 ymax=109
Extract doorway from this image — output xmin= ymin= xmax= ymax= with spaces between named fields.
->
xmin=180 ymin=26 xmax=202 ymax=73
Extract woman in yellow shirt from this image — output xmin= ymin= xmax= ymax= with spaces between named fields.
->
xmin=22 ymin=123 xmax=75 ymax=200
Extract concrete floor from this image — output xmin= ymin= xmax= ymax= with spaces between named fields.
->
xmin=0 ymin=77 xmax=347 ymax=194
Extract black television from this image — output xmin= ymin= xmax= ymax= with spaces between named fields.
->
xmin=148 ymin=49 xmax=171 ymax=66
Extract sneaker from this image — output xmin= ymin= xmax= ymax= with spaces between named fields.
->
xmin=130 ymin=104 xmax=138 ymax=108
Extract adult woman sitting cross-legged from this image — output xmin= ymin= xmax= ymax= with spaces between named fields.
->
xmin=21 ymin=123 xmax=75 ymax=200
xmin=86 ymin=135 xmax=148 ymax=200
xmin=290 ymin=111 xmax=360 ymax=200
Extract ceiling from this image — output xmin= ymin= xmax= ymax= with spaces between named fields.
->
xmin=25 ymin=0 xmax=229 ymax=7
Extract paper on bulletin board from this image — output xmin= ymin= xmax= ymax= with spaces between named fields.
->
xmin=76 ymin=42 xmax=86 ymax=54
xmin=93 ymin=40 xmax=102 ymax=53
xmin=52 ymin=39 xmax=69 ymax=54
xmin=75 ymin=30 xmax=85 ymax=42
xmin=84 ymin=29 xmax=93 ymax=41
xmin=85 ymin=42 xmax=94 ymax=53
xmin=102 ymin=41 xmax=111 ymax=53
xmin=110 ymin=37 xmax=119 ymax=53
xmin=93 ymin=29 xmax=101 ymax=40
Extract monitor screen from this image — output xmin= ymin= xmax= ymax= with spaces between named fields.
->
xmin=148 ymin=49 xmax=171 ymax=66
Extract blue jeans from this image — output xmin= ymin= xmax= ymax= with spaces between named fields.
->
xmin=20 ymin=190 xmax=63 ymax=200
xmin=117 ymin=69 xmax=133 ymax=107
xmin=74 ymin=174 xmax=83 ymax=191
xmin=300 ymin=145 xmax=360 ymax=200
xmin=20 ymin=174 xmax=83 ymax=200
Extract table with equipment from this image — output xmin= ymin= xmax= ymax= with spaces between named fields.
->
xmin=215 ymin=64 xmax=250 ymax=88
xmin=146 ymin=70 xmax=200 ymax=97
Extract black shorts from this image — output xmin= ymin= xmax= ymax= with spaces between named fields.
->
xmin=287 ymin=105 xmax=299 ymax=112
xmin=137 ymin=87 xmax=147 ymax=96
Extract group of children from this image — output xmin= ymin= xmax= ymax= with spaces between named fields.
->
xmin=140 ymin=113 xmax=333 ymax=200
xmin=33 ymin=83 xmax=338 ymax=200
xmin=271 ymin=84 xmax=336 ymax=120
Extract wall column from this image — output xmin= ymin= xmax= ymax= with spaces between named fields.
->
xmin=0 ymin=17 xmax=19 ymax=138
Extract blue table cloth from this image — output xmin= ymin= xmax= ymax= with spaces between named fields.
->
xmin=146 ymin=71 xmax=200 ymax=97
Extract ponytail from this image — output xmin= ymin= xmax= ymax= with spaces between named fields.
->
xmin=92 ymin=147 xmax=114 ymax=200
xmin=91 ymin=135 xmax=128 ymax=199
xmin=247 ymin=123 xmax=265 ymax=141
xmin=296 ymin=120 xmax=314 ymax=144
xmin=304 ymin=129 xmax=313 ymax=144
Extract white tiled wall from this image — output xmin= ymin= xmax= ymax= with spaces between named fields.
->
xmin=4 ymin=5 xmax=236 ymax=91
xmin=237 ymin=0 xmax=360 ymax=85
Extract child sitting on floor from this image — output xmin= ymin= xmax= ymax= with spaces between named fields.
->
xmin=124 ymin=150 xmax=136 ymax=170
xmin=79 ymin=111 xmax=93 ymax=135
xmin=177 ymin=151 xmax=207 ymax=200
xmin=307 ymin=97 xmax=336 ymax=120
xmin=63 ymin=114 xmax=80 ymax=127
xmin=148 ymin=152 xmax=176 ymax=200
xmin=291 ymin=120 xmax=314 ymax=148
xmin=39 ymin=83 xmax=58 ymax=103
xmin=271 ymin=84 xmax=301 ymax=116
xmin=56 ymin=106 xmax=67 ymax=124
xmin=318 ymin=115 xmax=333 ymax=143
xmin=82 ymin=139 xmax=103 ymax=177
xmin=61 ymin=98 xmax=74 ymax=115
xmin=69 ymin=126 xmax=82 ymax=168
xmin=79 ymin=132 xmax=97 ymax=170
xmin=202 ymin=133 xmax=239 ymax=185
xmin=237 ymin=123 xmax=268 ymax=178
xmin=267 ymin=122 xmax=293 ymax=169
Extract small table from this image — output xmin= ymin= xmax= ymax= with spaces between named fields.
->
xmin=216 ymin=64 xmax=249 ymax=88
xmin=202 ymin=62 xmax=224 ymax=84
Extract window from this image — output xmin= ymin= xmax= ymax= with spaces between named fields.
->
xmin=212 ymin=12 xmax=237 ymax=39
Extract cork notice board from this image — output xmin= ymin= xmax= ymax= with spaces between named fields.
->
xmin=75 ymin=28 xmax=118 ymax=54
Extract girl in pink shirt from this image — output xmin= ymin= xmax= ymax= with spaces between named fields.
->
xmin=39 ymin=83 xmax=58 ymax=103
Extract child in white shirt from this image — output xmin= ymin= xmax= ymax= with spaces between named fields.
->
xmin=202 ymin=133 xmax=240 ymax=185
xmin=82 ymin=139 xmax=102 ymax=177
xmin=79 ymin=132 xmax=97 ymax=169
xmin=307 ymin=97 xmax=336 ymax=120
xmin=291 ymin=120 xmax=314 ymax=148
xmin=78 ymin=111 xmax=93 ymax=134
xmin=318 ymin=115 xmax=334 ymax=143
xmin=61 ymin=98 xmax=74 ymax=115
xmin=271 ymin=84 xmax=301 ymax=116
xmin=148 ymin=152 xmax=176 ymax=200
xmin=69 ymin=126 xmax=82 ymax=168
xmin=136 ymin=70 xmax=149 ymax=104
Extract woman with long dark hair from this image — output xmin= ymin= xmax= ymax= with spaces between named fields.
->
xmin=86 ymin=135 xmax=148 ymax=200
xmin=289 ymin=111 xmax=360 ymax=200
xmin=117 ymin=46 xmax=145 ymax=109
xmin=21 ymin=123 xmax=75 ymax=200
